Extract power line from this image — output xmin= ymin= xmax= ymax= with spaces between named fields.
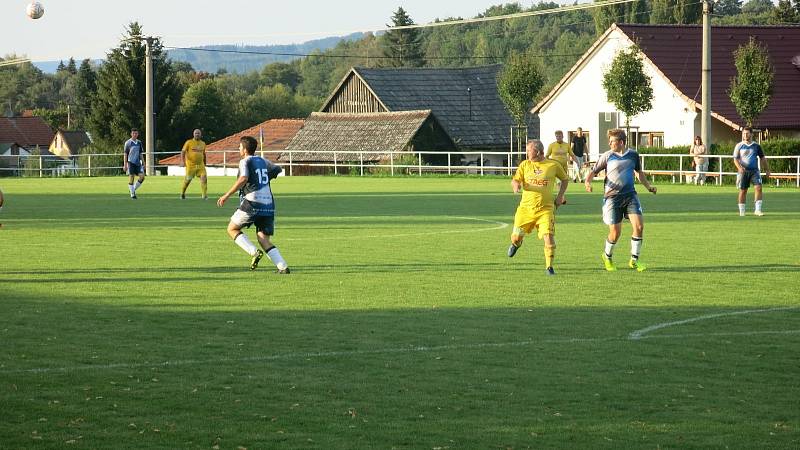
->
xmin=387 ymin=0 xmax=638 ymax=31
xmin=162 ymin=45 xmax=584 ymax=60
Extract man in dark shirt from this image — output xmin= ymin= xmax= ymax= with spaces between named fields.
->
xmin=570 ymin=127 xmax=588 ymax=182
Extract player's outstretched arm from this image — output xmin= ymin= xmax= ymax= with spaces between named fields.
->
xmin=584 ymin=171 xmax=595 ymax=192
xmin=511 ymin=179 xmax=522 ymax=193
xmin=636 ymin=170 xmax=657 ymax=194
xmin=217 ymin=176 xmax=248 ymax=207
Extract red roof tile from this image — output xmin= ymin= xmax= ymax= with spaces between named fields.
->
xmin=0 ymin=116 xmax=55 ymax=148
xmin=159 ymin=119 xmax=305 ymax=166
xmin=618 ymin=24 xmax=800 ymax=129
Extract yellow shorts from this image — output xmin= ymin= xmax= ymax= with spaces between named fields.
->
xmin=185 ymin=165 xmax=206 ymax=179
xmin=512 ymin=207 xmax=555 ymax=240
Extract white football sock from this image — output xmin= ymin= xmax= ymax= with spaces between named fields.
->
xmin=738 ymin=203 xmax=746 ymax=216
xmin=128 ymin=184 xmax=135 ymax=195
xmin=266 ymin=247 xmax=288 ymax=270
xmin=754 ymin=200 xmax=763 ymax=212
xmin=604 ymin=239 xmax=616 ymax=258
xmin=234 ymin=233 xmax=258 ymax=256
xmin=134 ymin=180 xmax=142 ymax=191
xmin=631 ymin=237 xmax=643 ymax=260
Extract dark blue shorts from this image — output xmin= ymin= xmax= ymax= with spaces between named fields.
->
xmin=737 ymin=169 xmax=762 ymax=190
xmin=602 ymin=193 xmax=643 ymax=225
xmin=127 ymin=162 xmax=143 ymax=176
xmin=231 ymin=209 xmax=275 ymax=235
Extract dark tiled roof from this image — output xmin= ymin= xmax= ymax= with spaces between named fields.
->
xmin=281 ymin=111 xmax=434 ymax=162
xmin=159 ymin=119 xmax=304 ymax=166
xmin=351 ymin=65 xmax=537 ymax=148
xmin=0 ymin=117 xmax=55 ymax=148
xmin=60 ymin=131 xmax=92 ymax=155
xmin=618 ymin=24 xmax=800 ymax=129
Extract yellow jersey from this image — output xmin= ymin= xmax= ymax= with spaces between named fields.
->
xmin=182 ymin=138 xmax=206 ymax=166
xmin=546 ymin=141 xmax=573 ymax=170
xmin=513 ymin=159 xmax=568 ymax=210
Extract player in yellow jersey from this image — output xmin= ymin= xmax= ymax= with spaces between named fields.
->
xmin=180 ymin=129 xmax=208 ymax=199
xmin=546 ymin=130 xmax=575 ymax=204
xmin=546 ymin=130 xmax=575 ymax=171
xmin=507 ymin=139 xmax=569 ymax=275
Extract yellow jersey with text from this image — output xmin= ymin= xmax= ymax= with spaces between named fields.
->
xmin=182 ymin=139 xmax=206 ymax=166
xmin=513 ymin=159 xmax=568 ymax=210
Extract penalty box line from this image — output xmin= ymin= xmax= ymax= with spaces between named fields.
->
xmin=2 ymin=329 xmax=799 ymax=375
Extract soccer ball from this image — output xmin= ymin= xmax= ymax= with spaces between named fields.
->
xmin=26 ymin=2 xmax=45 ymax=20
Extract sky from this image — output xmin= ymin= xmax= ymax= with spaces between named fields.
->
xmin=4 ymin=0 xmax=520 ymax=62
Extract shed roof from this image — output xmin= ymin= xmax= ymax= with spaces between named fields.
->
xmin=281 ymin=110 xmax=436 ymax=162
xmin=343 ymin=65 xmax=534 ymax=148
xmin=59 ymin=130 xmax=92 ymax=154
xmin=159 ymin=119 xmax=304 ymax=166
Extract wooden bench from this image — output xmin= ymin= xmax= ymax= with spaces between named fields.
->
xmin=769 ymin=174 xmax=799 ymax=187
xmin=645 ymin=170 xmax=683 ymax=183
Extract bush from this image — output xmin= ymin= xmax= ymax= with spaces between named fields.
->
xmin=76 ymin=143 xmax=123 ymax=176
xmin=21 ymin=149 xmax=65 ymax=177
xmin=638 ymin=138 xmax=800 ymax=176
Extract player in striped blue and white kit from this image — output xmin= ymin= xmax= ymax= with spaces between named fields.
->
xmin=217 ymin=136 xmax=289 ymax=273
xmin=123 ymin=128 xmax=145 ymax=199
xmin=585 ymin=129 xmax=657 ymax=272
xmin=733 ymin=127 xmax=770 ymax=216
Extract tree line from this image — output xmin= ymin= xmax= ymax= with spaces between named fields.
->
xmin=0 ymin=0 xmax=794 ymax=155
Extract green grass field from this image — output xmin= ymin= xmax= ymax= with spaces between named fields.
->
xmin=1 ymin=176 xmax=798 ymax=449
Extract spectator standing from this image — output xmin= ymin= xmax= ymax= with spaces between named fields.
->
xmin=690 ymin=136 xmax=708 ymax=185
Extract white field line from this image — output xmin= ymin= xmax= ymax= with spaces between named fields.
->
xmin=2 ymin=329 xmax=798 ymax=375
xmin=627 ymin=306 xmax=799 ymax=340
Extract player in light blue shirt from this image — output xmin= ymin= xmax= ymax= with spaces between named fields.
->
xmin=123 ymin=128 xmax=145 ymax=199
xmin=733 ymin=127 xmax=770 ymax=216
xmin=585 ymin=129 xmax=657 ymax=272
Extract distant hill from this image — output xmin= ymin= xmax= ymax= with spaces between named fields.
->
xmin=166 ymin=33 xmax=367 ymax=73
xmin=31 ymin=33 xmax=365 ymax=74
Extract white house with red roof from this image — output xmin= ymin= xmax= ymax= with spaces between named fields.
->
xmin=158 ymin=119 xmax=304 ymax=176
xmin=533 ymin=24 xmax=800 ymax=160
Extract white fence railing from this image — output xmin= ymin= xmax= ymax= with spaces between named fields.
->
xmin=2 ymin=150 xmax=799 ymax=187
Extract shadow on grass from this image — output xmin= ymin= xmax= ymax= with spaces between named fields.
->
xmin=0 ymin=287 xmax=797 ymax=449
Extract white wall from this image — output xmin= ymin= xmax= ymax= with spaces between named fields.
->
xmin=538 ymin=29 xmax=703 ymax=160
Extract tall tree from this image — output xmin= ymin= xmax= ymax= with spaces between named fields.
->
xmin=66 ymin=58 xmax=78 ymax=75
xmin=602 ymin=45 xmax=654 ymax=134
xmin=174 ymin=79 xmax=230 ymax=143
xmin=72 ymin=59 xmax=97 ymax=129
xmin=772 ymin=0 xmax=798 ymax=23
xmin=593 ymin=0 xmax=649 ymax=34
xmin=716 ymin=0 xmax=743 ymax=16
xmin=261 ymin=62 xmax=302 ymax=91
xmin=380 ymin=7 xmax=425 ymax=67
xmin=650 ymin=0 xmax=677 ymax=23
xmin=88 ymin=22 xmax=182 ymax=151
xmin=728 ymin=37 xmax=774 ymax=127
xmin=741 ymin=0 xmax=774 ymax=14
xmin=497 ymin=51 xmax=545 ymax=154
xmin=674 ymin=0 xmax=702 ymax=23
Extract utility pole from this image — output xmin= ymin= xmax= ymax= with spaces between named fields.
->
xmin=144 ymin=36 xmax=155 ymax=176
xmin=701 ymin=0 xmax=713 ymax=149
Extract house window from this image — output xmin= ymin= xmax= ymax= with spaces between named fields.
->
xmin=604 ymin=112 xmax=612 ymax=122
xmin=637 ymin=132 xmax=665 ymax=148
